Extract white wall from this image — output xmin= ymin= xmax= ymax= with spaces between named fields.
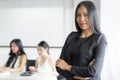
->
xmin=0 ymin=0 xmax=73 ymax=47
xmin=101 ymin=0 xmax=120 ymax=80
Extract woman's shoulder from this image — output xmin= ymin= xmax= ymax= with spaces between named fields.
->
xmin=94 ymin=33 xmax=105 ymax=36
xmin=68 ymin=31 xmax=79 ymax=36
xmin=93 ymin=33 xmax=106 ymax=39
xmin=48 ymin=55 xmax=55 ymax=61
xmin=65 ymin=31 xmax=79 ymax=44
xmin=36 ymin=57 xmax=41 ymax=61
xmin=48 ymin=55 xmax=54 ymax=59
xmin=19 ymin=54 xmax=27 ymax=59
xmin=93 ymin=33 xmax=107 ymax=44
xmin=20 ymin=54 xmax=26 ymax=57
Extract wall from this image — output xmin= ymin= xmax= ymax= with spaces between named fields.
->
xmin=0 ymin=0 xmax=73 ymax=47
xmin=101 ymin=0 xmax=120 ymax=80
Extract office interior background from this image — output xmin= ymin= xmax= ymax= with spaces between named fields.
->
xmin=0 ymin=0 xmax=119 ymax=80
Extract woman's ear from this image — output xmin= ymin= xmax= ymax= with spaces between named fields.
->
xmin=46 ymin=48 xmax=48 ymax=51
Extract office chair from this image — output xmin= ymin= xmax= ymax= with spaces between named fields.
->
xmin=26 ymin=59 xmax=35 ymax=71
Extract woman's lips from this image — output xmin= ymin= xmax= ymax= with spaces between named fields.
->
xmin=80 ymin=23 xmax=87 ymax=26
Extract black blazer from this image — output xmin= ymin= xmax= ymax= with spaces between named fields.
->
xmin=57 ymin=32 xmax=107 ymax=80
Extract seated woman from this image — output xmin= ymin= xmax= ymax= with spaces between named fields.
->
xmin=29 ymin=41 xmax=58 ymax=79
xmin=0 ymin=39 xmax=27 ymax=73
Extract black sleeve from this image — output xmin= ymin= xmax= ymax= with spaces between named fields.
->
xmin=56 ymin=32 xmax=78 ymax=78
xmin=70 ymin=34 xmax=107 ymax=77
xmin=60 ymin=31 xmax=78 ymax=59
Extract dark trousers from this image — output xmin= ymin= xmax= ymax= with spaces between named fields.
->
xmin=57 ymin=74 xmax=74 ymax=80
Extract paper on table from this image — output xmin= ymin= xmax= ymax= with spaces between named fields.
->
xmin=0 ymin=71 xmax=10 ymax=75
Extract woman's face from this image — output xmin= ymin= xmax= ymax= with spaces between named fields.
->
xmin=76 ymin=6 xmax=90 ymax=31
xmin=11 ymin=42 xmax=19 ymax=54
xmin=37 ymin=46 xmax=48 ymax=56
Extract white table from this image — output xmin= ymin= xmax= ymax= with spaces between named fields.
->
xmin=0 ymin=72 xmax=57 ymax=80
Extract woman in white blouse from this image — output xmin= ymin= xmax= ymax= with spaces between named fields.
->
xmin=0 ymin=39 xmax=27 ymax=73
xmin=29 ymin=41 xmax=58 ymax=79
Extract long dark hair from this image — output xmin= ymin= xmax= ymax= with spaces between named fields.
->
xmin=6 ymin=39 xmax=26 ymax=67
xmin=75 ymin=1 xmax=101 ymax=34
xmin=38 ymin=41 xmax=49 ymax=54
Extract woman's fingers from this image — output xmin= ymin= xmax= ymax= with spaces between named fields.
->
xmin=73 ymin=75 xmax=91 ymax=80
xmin=89 ymin=59 xmax=95 ymax=66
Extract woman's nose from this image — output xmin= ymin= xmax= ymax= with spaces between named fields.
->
xmin=80 ymin=15 xmax=85 ymax=21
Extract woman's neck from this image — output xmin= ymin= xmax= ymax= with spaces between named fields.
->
xmin=41 ymin=53 xmax=49 ymax=59
xmin=80 ymin=30 xmax=93 ymax=38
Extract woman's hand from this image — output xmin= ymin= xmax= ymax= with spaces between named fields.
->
xmin=56 ymin=59 xmax=71 ymax=71
xmin=0 ymin=69 xmax=5 ymax=73
xmin=89 ymin=59 xmax=95 ymax=66
xmin=73 ymin=76 xmax=91 ymax=80
xmin=29 ymin=66 xmax=36 ymax=72
xmin=0 ymin=68 xmax=10 ymax=73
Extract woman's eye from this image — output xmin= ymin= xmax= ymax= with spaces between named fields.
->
xmin=84 ymin=13 xmax=88 ymax=16
xmin=76 ymin=14 xmax=81 ymax=16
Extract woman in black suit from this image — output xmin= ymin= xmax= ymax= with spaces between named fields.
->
xmin=56 ymin=1 xmax=107 ymax=80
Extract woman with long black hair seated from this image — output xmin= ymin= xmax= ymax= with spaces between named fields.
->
xmin=0 ymin=39 xmax=27 ymax=73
